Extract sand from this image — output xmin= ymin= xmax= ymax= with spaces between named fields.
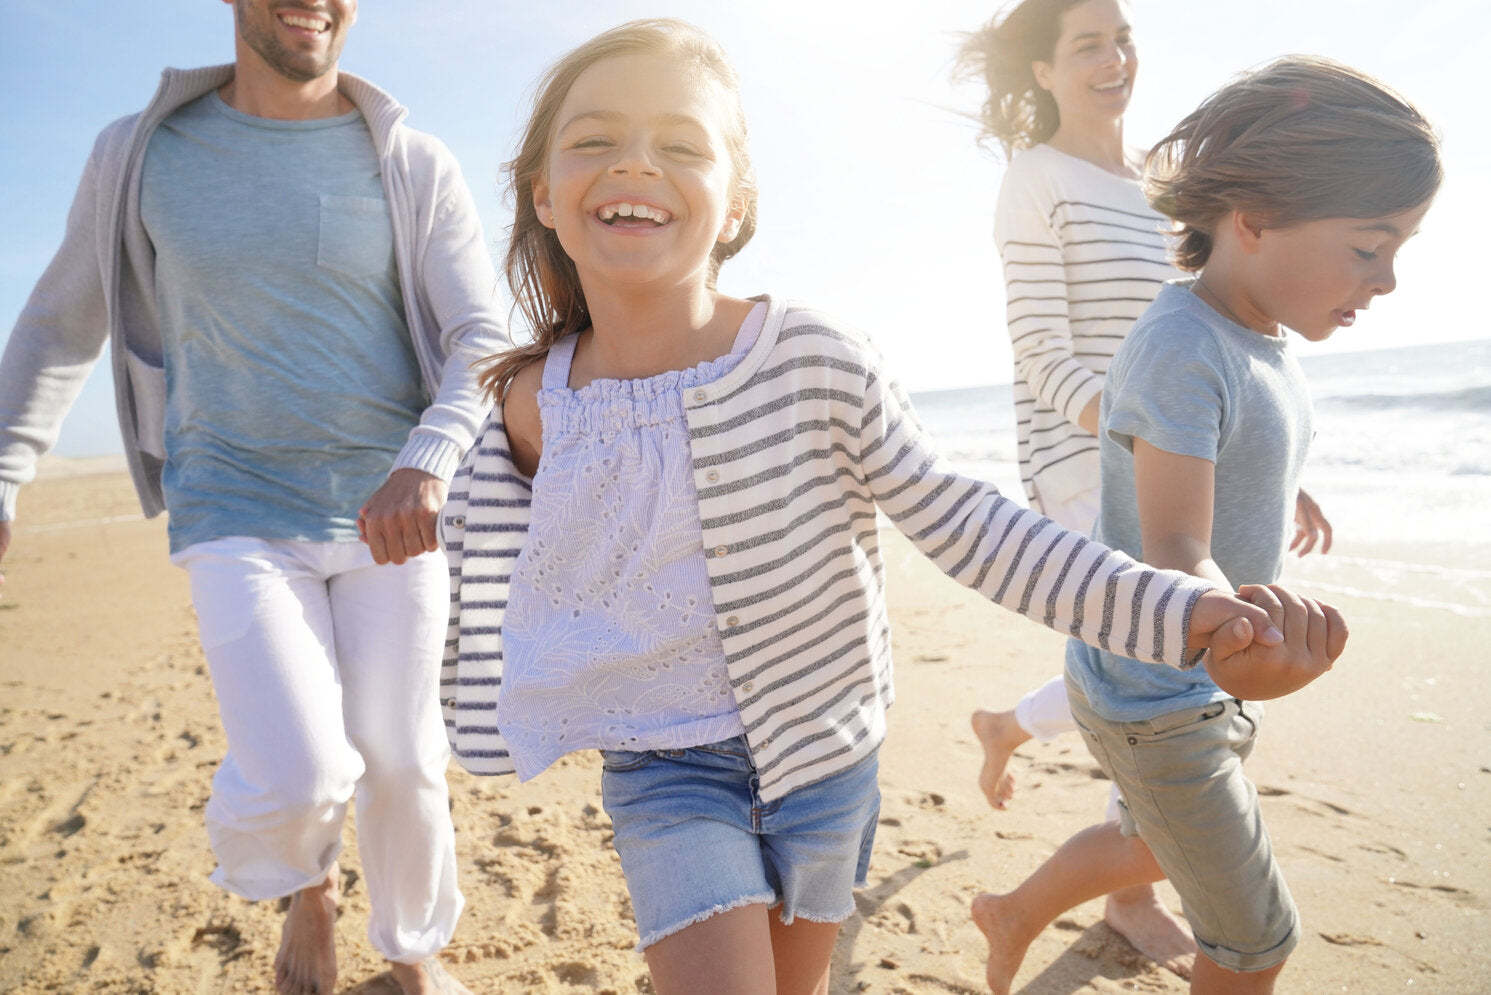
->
xmin=2 ymin=459 xmax=1487 ymax=993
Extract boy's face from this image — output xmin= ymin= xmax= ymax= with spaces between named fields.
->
xmin=1251 ymin=201 xmax=1432 ymax=341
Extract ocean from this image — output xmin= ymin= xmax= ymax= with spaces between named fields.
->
xmin=907 ymin=337 xmax=1491 ymax=618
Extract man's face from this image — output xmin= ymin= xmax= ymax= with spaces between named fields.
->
xmin=232 ymin=0 xmax=357 ymax=83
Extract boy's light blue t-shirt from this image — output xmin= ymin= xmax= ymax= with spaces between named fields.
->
xmin=1066 ymin=280 xmax=1314 ymax=721
xmin=140 ymin=93 xmax=425 ymax=553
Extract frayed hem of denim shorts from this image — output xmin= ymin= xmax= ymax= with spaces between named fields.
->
xmin=777 ymin=901 xmax=858 ymax=927
xmin=637 ymin=890 xmax=780 ymax=951
xmin=635 ymin=893 xmax=863 ymax=951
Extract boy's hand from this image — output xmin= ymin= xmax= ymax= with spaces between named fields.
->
xmin=1201 ymin=584 xmax=1347 ymax=699
xmin=1291 ymin=488 xmax=1333 ymax=557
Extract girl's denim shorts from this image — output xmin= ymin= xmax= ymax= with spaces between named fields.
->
xmin=599 ymin=736 xmax=880 ymax=950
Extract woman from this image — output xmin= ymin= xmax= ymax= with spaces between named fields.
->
xmin=957 ymin=0 xmax=1193 ymax=977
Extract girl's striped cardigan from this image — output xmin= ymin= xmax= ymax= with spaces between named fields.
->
xmin=440 ymin=297 xmax=1212 ymax=803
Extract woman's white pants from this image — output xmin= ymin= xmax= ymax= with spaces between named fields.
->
xmin=1016 ymin=489 xmax=1120 ymax=819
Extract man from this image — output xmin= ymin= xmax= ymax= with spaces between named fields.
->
xmin=0 ymin=2 xmax=505 ymax=992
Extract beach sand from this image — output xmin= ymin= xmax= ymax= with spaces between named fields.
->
xmin=2 ymin=461 xmax=1487 ymax=993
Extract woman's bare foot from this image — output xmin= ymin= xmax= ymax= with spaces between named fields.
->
xmin=389 ymin=957 xmax=474 ymax=994
xmin=971 ymin=892 xmax=1034 ymax=995
xmin=971 ymin=709 xmax=1031 ymax=810
xmin=274 ymin=866 xmax=339 ymax=994
xmin=1103 ymin=887 xmax=1197 ymax=980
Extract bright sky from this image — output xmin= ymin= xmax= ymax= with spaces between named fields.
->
xmin=3 ymin=0 xmax=1487 ymax=457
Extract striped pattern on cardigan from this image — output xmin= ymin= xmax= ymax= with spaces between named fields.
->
xmin=994 ymin=143 xmax=1177 ymax=513
xmin=441 ymin=297 xmax=1213 ymax=802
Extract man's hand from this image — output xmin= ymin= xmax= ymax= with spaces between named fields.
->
xmin=357 ymin=468 xmax=448 ymax=565
xmin=1202 ymin=583 xmax=1347 ymax=700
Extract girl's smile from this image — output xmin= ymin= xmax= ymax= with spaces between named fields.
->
xmin=596 ymin=201 xmax=673 ymax=226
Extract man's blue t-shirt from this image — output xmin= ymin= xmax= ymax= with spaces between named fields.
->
xmin=141 ymin=92 xmax=424 ymax=553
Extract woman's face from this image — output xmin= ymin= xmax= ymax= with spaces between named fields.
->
xmin=1032 ymin=0 xmax=1138 ymax=128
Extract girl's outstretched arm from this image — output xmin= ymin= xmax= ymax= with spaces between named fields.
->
xmin=858 ymin=359 xmax=1211 ymax=669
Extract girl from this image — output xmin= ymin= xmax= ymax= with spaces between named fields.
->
xmin=440 ymin=20 xmax=1339 ymax=995
xmin=974 ymin=55 xmax=1440 ymax=994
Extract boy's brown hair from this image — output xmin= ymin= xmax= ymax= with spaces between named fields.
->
xmin=1146 ymin=55 xmax=1443 ymax=271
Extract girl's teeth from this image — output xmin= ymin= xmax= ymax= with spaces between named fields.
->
xmin=599 ymin=203 xmax=670 ymax=223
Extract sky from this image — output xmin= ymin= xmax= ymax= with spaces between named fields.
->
xmin=2 ymin=0 xmax=1487 ymax=458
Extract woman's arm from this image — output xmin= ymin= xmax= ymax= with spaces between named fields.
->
xmin=996 ymin=167 xmax=1104 ymax=432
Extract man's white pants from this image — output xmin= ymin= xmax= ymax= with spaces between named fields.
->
xmin=172 ymin=537 xmax=462 ymax=963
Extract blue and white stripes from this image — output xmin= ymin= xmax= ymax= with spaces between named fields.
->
xmin=441 ymin=297 xmax=1211 ymax=802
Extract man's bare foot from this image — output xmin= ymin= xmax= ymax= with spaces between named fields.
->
xmin=389 ymin=957 xmax=474 ymax=995
xmin=1103 ymin=888 xmax=1197 ymax=980
xmin=971 ymin=891 xmax=1034 ymax=995
xmin=275 ymin=866 xmax=339 ymax=994
xmin=971 ymin=709 xmax=1031 ymax=810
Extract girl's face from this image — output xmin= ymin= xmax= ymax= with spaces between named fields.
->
xmin=1032 ymin=0 xmax=1137 ymax=128
xmin=532 ymin=52 xmax=747 ymax=296
xmin=1241 ymin=200 xmax=1432 ymax=341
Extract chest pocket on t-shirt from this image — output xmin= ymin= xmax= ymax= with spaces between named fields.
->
xmin=317 ymin=195 xmax=395 ymax=277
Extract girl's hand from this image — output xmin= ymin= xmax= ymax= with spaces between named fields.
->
xmin=1201 ymin=583 xmax=1347 ymax=699
xmin=1187 ymin=587 xmax=1282 ymax=659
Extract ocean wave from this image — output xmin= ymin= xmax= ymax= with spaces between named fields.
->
xmin=1320 ymin=554 xmax=1491 ymax=582
xmin=1283 ymin=553 xmax=1491 ymax=617
xmin=1313 ymin=383 xmax=1491 ymax=414
xmin=1292 ymin=579 xmax=1491 ymax=617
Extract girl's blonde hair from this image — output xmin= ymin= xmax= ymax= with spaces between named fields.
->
xmin=480 ymin=18 xmax=759 ymax=400
xmin=1145 ymin=55 xmax=1443 ymax=271
xmin=955 ymin=0 xmax=1089 ymax=159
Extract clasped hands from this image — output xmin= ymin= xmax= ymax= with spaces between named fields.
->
xmin=1188 ymin=584 xmax=1348 ymax=700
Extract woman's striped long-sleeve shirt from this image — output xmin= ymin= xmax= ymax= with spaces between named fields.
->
xmin=994 ymin=143 xmax=1177 ymax=514
xmin=440 ymin=296 xmax=1214 ymax=803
